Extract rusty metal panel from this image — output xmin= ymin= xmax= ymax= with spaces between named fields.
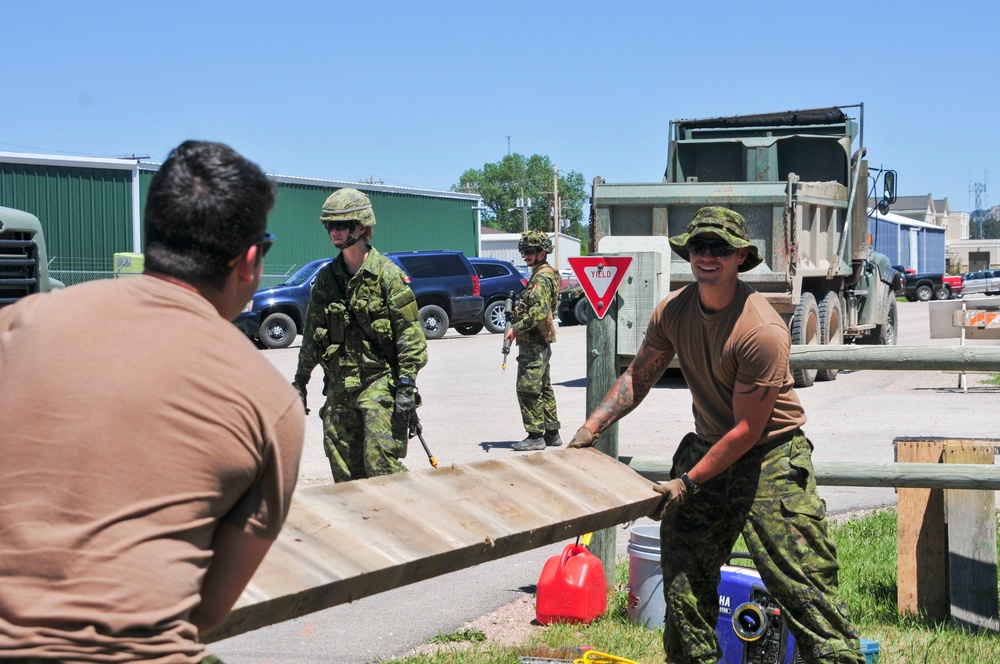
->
xmin=204 ymin=449 xmax=660 ymax=642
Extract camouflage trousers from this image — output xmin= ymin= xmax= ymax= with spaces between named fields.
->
xmin=515 ymin=338 xmax=560 ymax=435
xmin=322 ymin=372 xmax=408 ymax=483
xmin=660 ymin=431 xmax=864 ymax=664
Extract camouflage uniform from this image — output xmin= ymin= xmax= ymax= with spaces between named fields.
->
xmin=296 ymin=248 xmax=427 ymax=482
xmin=512 ymin=260 xmax=561 ymax=437
xmin=661 ymin=432 xmax=862 ymax=664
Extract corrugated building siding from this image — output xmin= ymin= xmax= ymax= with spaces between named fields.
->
xmin=0 ymin=163 xmax=133 ymax=281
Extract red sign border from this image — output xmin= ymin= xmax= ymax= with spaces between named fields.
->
xmin=567 ymin=255 xmax=633 ymax=320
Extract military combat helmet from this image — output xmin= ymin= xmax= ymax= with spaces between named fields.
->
xmin=668 ymin=206 xmax=763 ymax=272
xmin=321 ymin=188 xmax=376 ymax=228
xmin=517 ymin=229 xmax=552 ymax=253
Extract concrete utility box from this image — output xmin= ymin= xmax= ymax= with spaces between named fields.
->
xmin=114 ymin=252 xmax=144 ymax=278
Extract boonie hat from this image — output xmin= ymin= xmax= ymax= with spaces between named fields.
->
xmin=668 ymin=206 xmax=763 ymax=272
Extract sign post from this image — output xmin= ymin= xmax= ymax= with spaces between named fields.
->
xmin=569 ymin=255 xmax=633 ymax=586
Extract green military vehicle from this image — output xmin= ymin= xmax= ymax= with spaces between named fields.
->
xmin=0 ymin=206 xmax=64 ymax=307
xmin=590 ymin=105 xmax=902 ymax=387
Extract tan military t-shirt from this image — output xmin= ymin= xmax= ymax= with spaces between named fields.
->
xmin=643 ymin=281 xmax=806 ymax=445
xmin=0 ymin=276 xmax=304 ymax=662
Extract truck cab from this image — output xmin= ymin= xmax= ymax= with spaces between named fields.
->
xmin=0 ymin=206 xmax=64 ymax=308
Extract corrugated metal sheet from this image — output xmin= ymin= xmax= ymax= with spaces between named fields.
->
xmin=0 ymin=162 xmax=133 ymax=282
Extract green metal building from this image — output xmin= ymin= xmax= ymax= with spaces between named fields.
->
xmin=1 ymin=151 xmax=483 ymax=286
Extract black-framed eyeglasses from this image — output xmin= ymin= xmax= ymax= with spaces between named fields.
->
xmin=325 ymin=220 xmax=353 ymax=232
xmin=228 ymin=231 xmax=276 ymax=267
xmin=687 ymin=238 xmax=736 ymax=258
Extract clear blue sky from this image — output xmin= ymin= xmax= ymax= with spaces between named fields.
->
xmin=5 ymin=1 xmax=999 ymax=212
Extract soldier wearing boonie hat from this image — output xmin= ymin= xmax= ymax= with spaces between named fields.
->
xmin=668 ymin=206 xmax=762 ymax=271
xmin=568 ymin=209 xmax=865 ymax=662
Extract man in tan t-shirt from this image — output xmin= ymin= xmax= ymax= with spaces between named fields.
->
xmin=568 ymin=207 xmax=863 ymax=664
xmin=0 ymin=141 xmax=305 ymax=663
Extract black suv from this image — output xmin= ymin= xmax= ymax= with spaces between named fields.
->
xmin=468 ymin=257 xmax=527 ymax=334
xmin=385 ymin=251 xmax=484 ymax=340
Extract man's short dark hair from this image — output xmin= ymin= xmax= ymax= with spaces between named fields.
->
xmin=144 ymin=140 xmax=275 ymax=289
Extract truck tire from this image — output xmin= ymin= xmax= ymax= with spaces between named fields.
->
xmin=816 ymin=291 xmax=842 ymax=382
xmin=791 ymin=292 xmax=820 ymax=388
xmin=574 ymin=297 xmax=590 ymax=325
xmin=935 ymin=286 xmax=950 ymax=300
xmin=878 ymin=298 xmax=898 ymax=345
xmin=419 ymin=304 xmax=449 ymax=340
xmin=916 ymin=284 xmax=933 ymax=302
xmin=259 ymin=312 xmax=296 ymax=349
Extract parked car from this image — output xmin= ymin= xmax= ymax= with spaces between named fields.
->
xmin=962 ymin=269 xmax=1000 ymax=297
xmin=467 ymin=257 xmax=527 ymax=334
xmin=941 ymin=274 xmax=963 ymax=299
xmin=385 ymin=250 xmax=484 ymax=340
xmin=557 ymin=284 xmax=590 ymax=326
xmin=234 ymin=258 xmax=332 ymax=349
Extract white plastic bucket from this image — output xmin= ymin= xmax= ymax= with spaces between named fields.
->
xmin=626 ymin=524 xmax=665 ymax=630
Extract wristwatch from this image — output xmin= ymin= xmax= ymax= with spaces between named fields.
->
xmin=680 ymin=472 xmax=701 ymax=495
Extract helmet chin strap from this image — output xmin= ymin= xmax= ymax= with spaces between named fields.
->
xmin=334 ymin=222 xmax=362 ymax=249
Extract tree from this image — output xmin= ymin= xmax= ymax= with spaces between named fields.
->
xmin=452 ymin=153 xmax=587 ymax=248
xmin=983 ymin=217 xmax=1000 ymax=240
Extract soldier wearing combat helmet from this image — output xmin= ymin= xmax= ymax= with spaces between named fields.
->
xmin=507 ymin=229 xmax=562 ymax=451
xmin=293 ymin=188 xmax=427 ymax=482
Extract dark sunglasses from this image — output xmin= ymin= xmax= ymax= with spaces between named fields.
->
xmin=228 ymin=231 xmax=276 ymax=267
xmin=687 ymin=238 xmax=736 ymax=258
xmin=521 ymin=248 xmax=539 ymax=257
xmin=325 ymin=220 xmax=353 ymax=232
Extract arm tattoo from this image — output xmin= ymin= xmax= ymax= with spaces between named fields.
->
xmin=737 ymin=383 xmax=774 ymax=402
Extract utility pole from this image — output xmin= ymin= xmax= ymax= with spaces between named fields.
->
xmin=553 ymin=164 xmax=560 ymax=273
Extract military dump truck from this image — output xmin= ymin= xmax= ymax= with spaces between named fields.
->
xmin=0 ymin=206 xmax=64 ymax=308
xmin=591 ymin=105 xmax=902 ymax=387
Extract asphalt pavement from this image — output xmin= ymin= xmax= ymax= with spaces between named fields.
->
xmin=210 ymin=298 xmax=1000 ymax=663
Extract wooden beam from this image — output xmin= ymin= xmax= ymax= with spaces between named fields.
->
xmin=664 ymin=345 xmax=1000 ymax=371
xmin=203 ymin=448 xmax=661 ymax=642
xmin=620 ymin=457 xmax=1000 ymax=489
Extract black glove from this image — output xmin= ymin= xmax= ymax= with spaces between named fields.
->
xmin=292 ymin=375 xmax=310 ymax=415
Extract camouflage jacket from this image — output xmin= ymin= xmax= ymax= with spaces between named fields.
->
xmin=513 ymin=261 xmax=559 ymax=343
xmin=296 ymin=248 xmax=427 ymax=392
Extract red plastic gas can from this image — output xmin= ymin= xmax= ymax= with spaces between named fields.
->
xmin=535 ymin=543 xmax=607 ymax=625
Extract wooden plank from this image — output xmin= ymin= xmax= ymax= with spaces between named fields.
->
xmin=944 ymin=445 xmax=999 ymax=633
xmin=664 ymin=345 xmax=1000 ymax=371
xmin=896 ymin=439 xmax=949 ymax=621
xmin=203 ymin=448 xmax=661 ymax=642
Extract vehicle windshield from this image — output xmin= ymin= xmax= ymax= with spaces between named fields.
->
xmin=281 ymin=261 xmax=324 ymax=286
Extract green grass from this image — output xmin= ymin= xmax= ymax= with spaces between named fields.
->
xmin=982 ymin=373 xmax=1000 ymax=385
xmin=385 ymin=510 xmax=1000 ymax=664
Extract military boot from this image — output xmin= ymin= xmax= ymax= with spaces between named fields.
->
xmin=544 ymin=430 xmax=563 ymax=447
xmin=512 ymin=433 xmax=546 ymax=451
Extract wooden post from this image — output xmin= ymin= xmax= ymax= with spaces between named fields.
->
xmin=943 ymin=444 xmax=998 ymax=633
xmin=896 ymin=437 xmax=999 ymax=630
xmin=587 ymin=295 xmax=619 ymax=588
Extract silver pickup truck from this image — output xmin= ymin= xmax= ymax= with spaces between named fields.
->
xmin=960 ymin=269 xmax=1000 ymax=296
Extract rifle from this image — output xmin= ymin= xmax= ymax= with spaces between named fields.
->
xmin=408 ymin=411 xmax=438 ymax=468
xmin=501 ymin=290 xmax=516 ymax=372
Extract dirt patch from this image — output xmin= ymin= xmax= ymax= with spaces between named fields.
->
xmin=403 ymin=593 xmax=543 ymax=658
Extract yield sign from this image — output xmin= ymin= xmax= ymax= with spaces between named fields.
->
xmin=568 ymin=255 xmax=633 ymax=320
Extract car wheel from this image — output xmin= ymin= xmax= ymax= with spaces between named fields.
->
xmin=816 ymin=291 xmax=842 ymax=382
xmin=483 ymin=300 xmax=508 ymax=334
xmin=419 ymin=304 xmax=449 ymax=340
xmin=790 ymin=292 xmax=820 ymax=388
xmin=935 ymin=286 xmax=950 ymax=300
xmin=455 ymin=323 xmax=483 ymax=336
xmin=574 ymin=297 xmax=590 ymax=325
xmin=259 ymin=312 xmax=296 ymax=349
xmin=916 ymin=284 xmax=933 ymax=302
